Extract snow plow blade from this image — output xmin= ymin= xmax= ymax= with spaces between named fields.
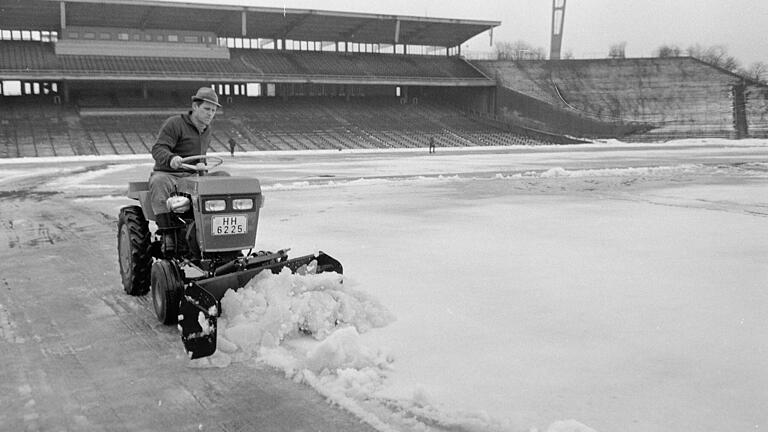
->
xmin=179 ymin=252 xmax=343 ymax=360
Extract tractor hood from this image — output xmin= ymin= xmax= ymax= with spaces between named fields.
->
xmin=178 ymin=176 xmax=261 ymax=196
xmin=176 ymin=175 xmax=263 ymax=253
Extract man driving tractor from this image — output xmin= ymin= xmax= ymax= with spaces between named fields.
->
xmin=119 ymin=86 xmax=343 ymax=358
xmin=149 ymin=86 xmax=227 ymax=253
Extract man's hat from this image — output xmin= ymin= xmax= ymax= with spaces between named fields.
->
xmin=191 ymin=87 xmax=221 ymax=107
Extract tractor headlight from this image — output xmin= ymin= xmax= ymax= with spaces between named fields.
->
xmin=232 ymin=198 xmax=253 ymax=210
xmin=204 ymin=199 xmax=226 ymax=212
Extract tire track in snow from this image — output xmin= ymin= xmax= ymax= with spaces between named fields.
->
xmin=0 ymin=301 xmax=24 ymax=344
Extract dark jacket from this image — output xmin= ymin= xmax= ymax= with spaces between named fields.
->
xmin=151 ymin=112 xmax=211 ymax=171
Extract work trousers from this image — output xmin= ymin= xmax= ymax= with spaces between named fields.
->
xmin=148 ymin=170 xmax=229 ymax=216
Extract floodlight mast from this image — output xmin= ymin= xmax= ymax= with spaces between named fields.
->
xmin=550 ymin=0 xmax=566 ymax=60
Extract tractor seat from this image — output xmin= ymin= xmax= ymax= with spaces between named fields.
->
xmin=128 ymin=181 xmax=149 ymax=200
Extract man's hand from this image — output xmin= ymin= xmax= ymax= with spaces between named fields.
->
xmin=170 ymin=156 xmax=183 ymax=170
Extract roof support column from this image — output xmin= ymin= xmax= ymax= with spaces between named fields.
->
xmin=393 ymin=18 xmax=400 ymax=44
xmin=60 ymin=1 xmax=66 ymax=30
xmin=241 ymin=11 xmax=247 ymax=37
xmin=61 ymin=81 xmax=70 ymax=104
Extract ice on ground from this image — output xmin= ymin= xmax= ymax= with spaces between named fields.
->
xmin=191 ymin=266 xmax=570 ymax=431
xmin=116 ymin=142 xmax=766 ymax=432
xmin=542 ymin=420 xmax=599 ymax=432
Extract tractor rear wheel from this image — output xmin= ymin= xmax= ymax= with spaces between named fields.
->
xmin=117 ymin=206 xmax=151 ymax=296
xmin=151 ymin=259 xmax=183 ymax=325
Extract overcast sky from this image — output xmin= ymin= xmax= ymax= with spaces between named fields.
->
xmin=175 ymin=0 xmax=767 ymax=66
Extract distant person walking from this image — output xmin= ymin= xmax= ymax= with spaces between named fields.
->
xmin=228 ymin=138 xmax=237 ymax=157
xmin=429 ymin=136 xmax=436 ymax=154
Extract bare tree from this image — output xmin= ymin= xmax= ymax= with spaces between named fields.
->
xmin=686 ymin=44 xmax=741 ymax=73
xmin=745 ymin=62 xmax=767 ymax=83
xmin=608 ymin=42 xmax=627 ymax=59
xmin=530 ymin=46 xmax=548 ymax=60
xmin=655 ymin=44 xmax=682 ymax=58
xmin=495 ymin=40 xmax=547 ymax=60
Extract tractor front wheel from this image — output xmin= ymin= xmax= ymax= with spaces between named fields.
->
xmin=117 ymin=206 xmax=151 ymax=296
xmin=151 ymin=260 xmax=183 ymax=325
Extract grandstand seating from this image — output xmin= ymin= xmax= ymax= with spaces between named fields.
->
xmin=222 ymin=97 xmax=561 ymax=151
xmin=0 ymin=41 xmax=236 ymax=76
xmin=473 ymin=60 xmax=563 ymax=106
xmin=0 ymin=96 xmax=567 ymax=157
xmin=0 ymin=41 xmax=58 ymax=71
xmin=59 ymin=55 xmax=236 ymax=75
xmin=745 ymin=87 xmax=768 ymax=137
xmin=0 ymin=42 xmax=487 ymax=82
xmin=5 ymin=38 xmax=763 ymax=152
xmin=232 ymin=50 xmax=486 ymax=80
xmin=0 ymin=99 xmax=75 ymax=157
xmin=473 ymin=57 xmax=752 ymax=140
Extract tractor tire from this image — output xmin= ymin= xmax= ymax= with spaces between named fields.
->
xmin=151 ymin=259 xmax=183 ymax=325
xmin=117 ymin=206 xmax=151 ymax=296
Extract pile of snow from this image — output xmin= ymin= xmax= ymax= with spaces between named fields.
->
xmin=531 ymin=164 xmax=703 ymax=179
xmin=45 ymin=164 xmax=136 ymax=190
xmin=190 ymin=266 xmax=394 ymax=376
xmin=188 ymin=267 xmax=411 ymax=428
xmin=0 ymin=167 xmax=71 ymax=185
xmin=264 ymin=162 xmax=763 ymax=193
xmin=218 ymin=268 xmax=393 ymax=350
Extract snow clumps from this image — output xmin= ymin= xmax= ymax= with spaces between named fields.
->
xmin=191 ymin=266 xmax=395 ymax=377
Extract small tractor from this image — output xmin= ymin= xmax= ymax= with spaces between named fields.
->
xmin=117 ymin=155 xmax=342 ymax=359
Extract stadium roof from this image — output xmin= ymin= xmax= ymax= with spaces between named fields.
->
xmin=0 ymin=0 xmax=500 ymax=47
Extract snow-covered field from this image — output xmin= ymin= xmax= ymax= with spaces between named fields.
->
xmin=3 ymin=139 xmax=767 ymax=432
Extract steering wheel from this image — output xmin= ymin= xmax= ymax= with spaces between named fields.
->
xmin=178 ymin=155 xmax=223 ymax=173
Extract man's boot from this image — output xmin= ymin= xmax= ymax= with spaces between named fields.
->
xmin=155 ymin=213 xmax=182 ymax=255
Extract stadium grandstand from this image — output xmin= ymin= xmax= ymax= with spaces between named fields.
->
xmin=0 ymin=0 xmax=766 ymax=158
xmin=475 ymin=57 xmax=768 ymax=141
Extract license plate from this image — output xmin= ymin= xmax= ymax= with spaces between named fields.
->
xmin=211 ymin=215 xmax=247 ymax=235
